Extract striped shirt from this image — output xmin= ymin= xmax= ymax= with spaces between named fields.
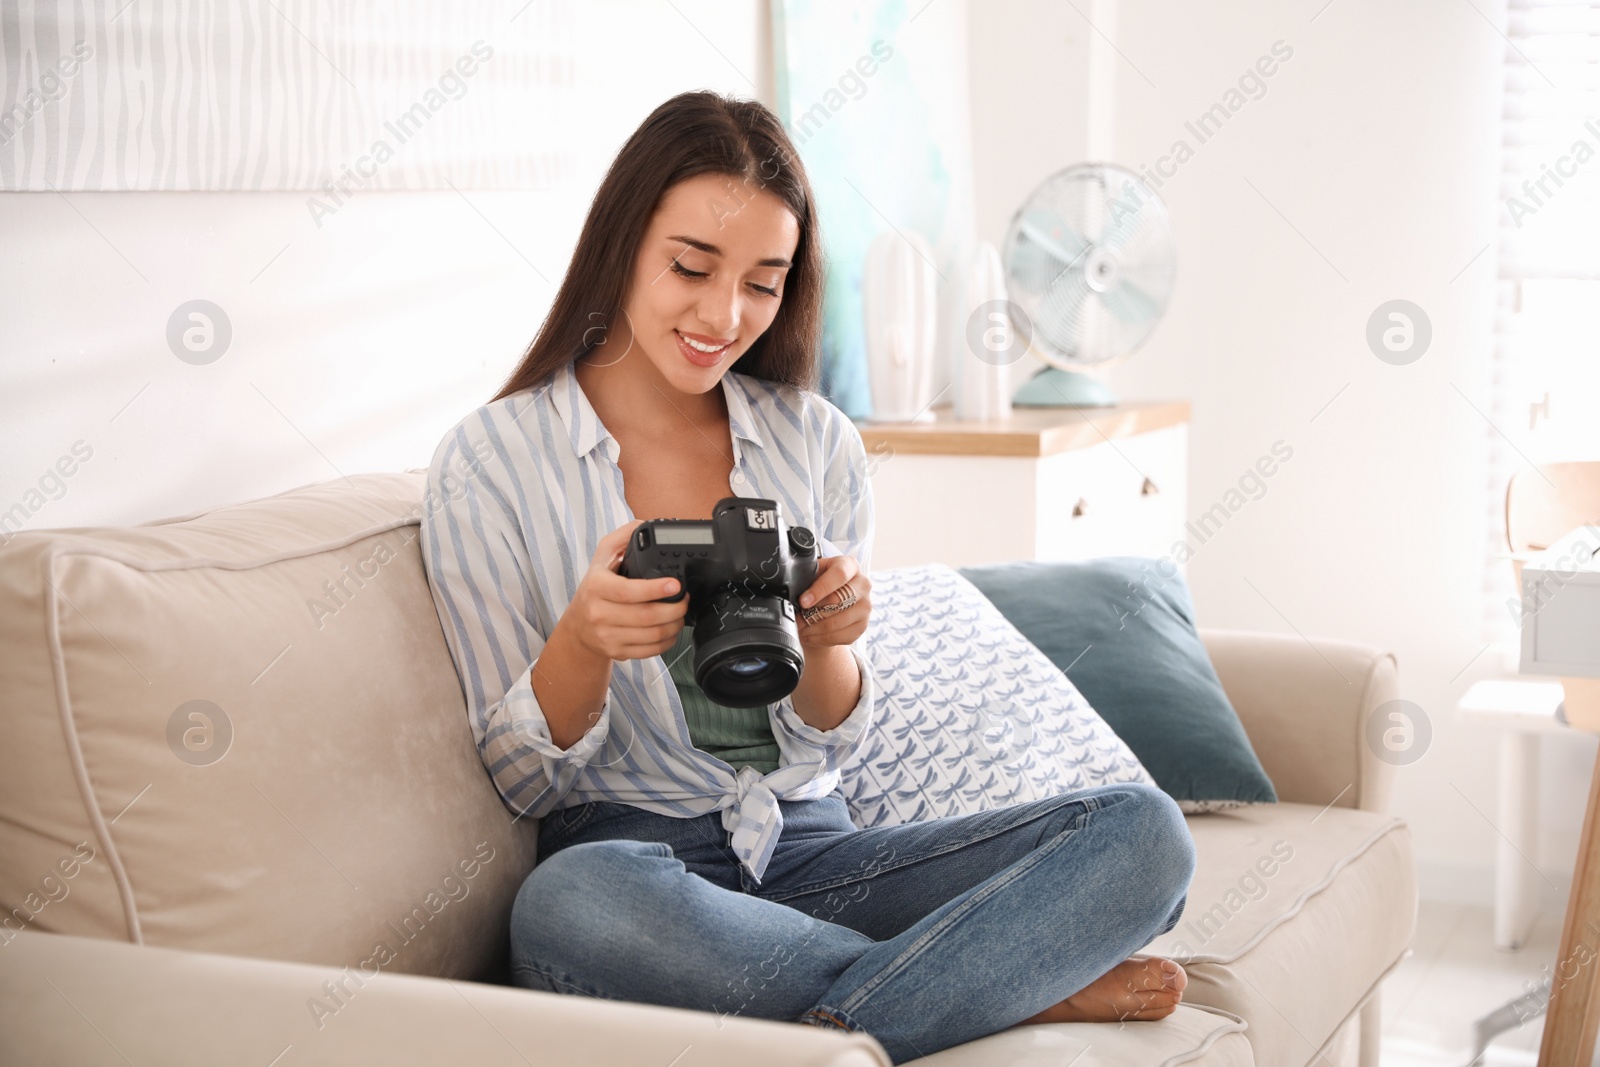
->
xmin=419 ymin=358 xmax=877 ymax=884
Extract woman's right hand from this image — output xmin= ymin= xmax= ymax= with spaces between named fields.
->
xmin=567 ymin=520 xmax=688 ymax=663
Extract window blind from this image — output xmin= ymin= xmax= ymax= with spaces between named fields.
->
xmin=1482 ymin=0 xmax=1600 ymax=663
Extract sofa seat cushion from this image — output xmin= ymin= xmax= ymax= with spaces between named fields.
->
xmin=1146 ymin=803 xmax=1415 ymax=1067
xmin=905 ymin=1004 xmax=1252 ymax=1066
xmin=0 ymin=472 xmax=538 ymax=981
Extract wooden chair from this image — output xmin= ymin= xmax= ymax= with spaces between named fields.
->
xmin=1505 ymin=460 xmax=1600 ymax=596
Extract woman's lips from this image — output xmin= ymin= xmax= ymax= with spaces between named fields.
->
xmin=675 ymin=329 xmax=733 ymax=367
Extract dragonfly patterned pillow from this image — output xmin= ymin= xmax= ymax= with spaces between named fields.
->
xmin=838 ymin=564 xmax=1155 ymax=828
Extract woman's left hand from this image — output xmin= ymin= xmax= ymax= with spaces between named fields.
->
xmin=796 ymin=555 xmax=871 ymax=648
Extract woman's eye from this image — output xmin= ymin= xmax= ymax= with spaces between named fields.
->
xmin=668 ymin=262 xmax=780 ymax=300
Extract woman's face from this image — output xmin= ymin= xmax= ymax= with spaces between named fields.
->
xmin=613 ymin=171 xmax=800 ymax=393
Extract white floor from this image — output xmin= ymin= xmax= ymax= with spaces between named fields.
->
xmin=1381 ymin=899 xmax=1587 ymax=1067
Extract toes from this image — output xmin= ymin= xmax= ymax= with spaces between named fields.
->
xmin=1127 ymin=1000 xmax=1180 ymax=1021
xmin=1121 ymin=987 xmax=1181 ymax=1019
xmin=1126 ymin=957 xmax=1186 ymax=993
xmin=1108 ymin=988 xmax=1179 ymax=1021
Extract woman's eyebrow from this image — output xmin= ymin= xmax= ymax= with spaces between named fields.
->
xmin=666 ymin=234 xmax=792 ymax=269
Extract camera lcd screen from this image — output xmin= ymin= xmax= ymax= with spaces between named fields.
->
xmin=656 ymin=525 xmax=715 ymax=545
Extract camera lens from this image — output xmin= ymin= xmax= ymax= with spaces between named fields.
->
xmin=691 ymin=590 xmax=805 ymax=708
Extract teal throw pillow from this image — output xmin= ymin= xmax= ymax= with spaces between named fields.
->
xmin=957 ymin=557 xmax=1276 ymax=811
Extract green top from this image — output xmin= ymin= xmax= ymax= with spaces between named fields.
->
xmin=665 ymin=625 xmax=782 ymax=775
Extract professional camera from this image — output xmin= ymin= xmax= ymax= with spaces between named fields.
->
xmin=619 ymin=496 xmax=819 ymax=708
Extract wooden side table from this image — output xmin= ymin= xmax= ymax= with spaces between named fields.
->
xmin=854 ymin=401 xmax=1190 ymax=571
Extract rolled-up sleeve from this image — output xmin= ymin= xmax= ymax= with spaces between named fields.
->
xmin=418 ymin=423 xmax=609 ymax=820
xmin=769 ymin=402 xmax=877 ymax=769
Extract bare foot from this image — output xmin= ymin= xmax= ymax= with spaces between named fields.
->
xmin=1015 ymin=957 xmax=1187 ymax=1025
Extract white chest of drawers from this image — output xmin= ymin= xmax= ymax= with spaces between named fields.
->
xmin=853 ymin=402 xmax=1190 ymax=573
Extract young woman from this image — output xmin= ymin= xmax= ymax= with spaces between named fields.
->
xmin=419 ymin=91 xmax=1195 ymax=1063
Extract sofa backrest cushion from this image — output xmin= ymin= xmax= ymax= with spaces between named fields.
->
xmin=0 ymin=472 xmax=538 ymax=982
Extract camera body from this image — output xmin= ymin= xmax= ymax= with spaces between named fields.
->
xmin=619 ymin=497 xmax=819 ymax=708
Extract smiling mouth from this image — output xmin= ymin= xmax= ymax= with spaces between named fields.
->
xmin=675 ymin=329 xmax=734 ymax=364
xmin=677 ymin=330 xmax=733 ymax=354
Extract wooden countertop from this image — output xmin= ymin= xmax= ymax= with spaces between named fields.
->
xmin=852 ymin=401 xmax=1191 ymax=458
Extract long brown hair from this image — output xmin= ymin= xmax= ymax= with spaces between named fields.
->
xmin=490 ymin=92 xmax=824 ymax=402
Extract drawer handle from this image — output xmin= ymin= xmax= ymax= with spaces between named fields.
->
xmin=1071 ymin=497 xmax=1089 ymax=518
xmin=1141 ymin=477 xmax=1160 ymax=496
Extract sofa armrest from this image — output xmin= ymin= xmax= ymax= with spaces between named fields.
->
xmin=0 ymin=929 xmax=890 ymax=1067
xmin=1196 ymin=628 xmax=1400 ymax=814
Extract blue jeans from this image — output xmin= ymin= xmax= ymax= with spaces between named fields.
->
xmin=510 ymin=781 xmax=1194 ymax=1064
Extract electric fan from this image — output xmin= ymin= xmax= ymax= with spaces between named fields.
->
xmin=1001 ymin=162 xmax=1176 ymax=406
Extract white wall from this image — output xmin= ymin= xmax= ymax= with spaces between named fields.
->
xmin=967 ymin=0 xmax=1114 ymax=243
xmin=971 ymin=0 xmax=1595 ymax=906
xmin=0 ymin=0 xmax=767 ymax=532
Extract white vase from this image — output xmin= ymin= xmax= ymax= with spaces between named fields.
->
xmin=862 ymin=229 xmax=938 ymax=423
xmin=955 ymin=241 xmax=1013 ymax=422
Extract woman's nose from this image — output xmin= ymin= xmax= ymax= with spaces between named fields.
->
xmin=697 ymin=280 xmax=741 ymax=336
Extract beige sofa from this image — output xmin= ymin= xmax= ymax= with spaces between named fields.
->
xmin=0 ymin=472 xmax=1415 ymax=1066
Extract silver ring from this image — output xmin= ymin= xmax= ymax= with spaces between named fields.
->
xmin=801 ymin=582 xmax=857 ymax=624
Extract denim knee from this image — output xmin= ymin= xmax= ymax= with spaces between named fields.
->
xmin=510 ymin=839 xmax=674 ymax=986
xmin=1098 ymin=783 xmax=1197 ymax=904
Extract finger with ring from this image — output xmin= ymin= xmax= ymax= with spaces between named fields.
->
xmin=800 ymin=580 xmax=858 ymax=625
